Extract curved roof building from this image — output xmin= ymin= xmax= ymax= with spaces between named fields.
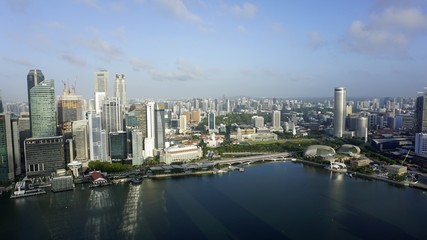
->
xmin=337 ymin=144 xmax=361 ymax=156
xmin=304 ymin=145 xmax=336 ymax=158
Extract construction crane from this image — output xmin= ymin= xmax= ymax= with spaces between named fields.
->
xmin=401 ymin=150 xmax=410 ymax=166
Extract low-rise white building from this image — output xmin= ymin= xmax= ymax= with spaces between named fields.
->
xmin=160 ymin=145 xmax=203 ymax=165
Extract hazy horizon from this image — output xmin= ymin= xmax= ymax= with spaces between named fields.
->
xmin=1 ymin=0 xmax=427 ymax=102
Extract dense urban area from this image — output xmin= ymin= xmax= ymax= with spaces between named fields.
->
xmin=1 ymin=69 xmax=427 ymax=197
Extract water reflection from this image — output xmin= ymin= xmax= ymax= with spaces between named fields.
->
xmin=118 ymin=184 xmax=142 ymax=238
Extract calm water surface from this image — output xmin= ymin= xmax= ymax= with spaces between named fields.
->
xmin=1 ymin=162 xmax=426 ymax=239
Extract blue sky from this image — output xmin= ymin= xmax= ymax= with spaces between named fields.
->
xmin=1 ymin=0 xmax=427 ymax=101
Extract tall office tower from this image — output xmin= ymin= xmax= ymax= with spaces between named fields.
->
xmin=226 ymin=99 xmax=231 ymax=113
xmin=27 ymin=69 xmax=45 ymax=136
xmin=272 ymin=110 xmax=281 ymax=131
xmin=134 ymin=103 xmax=147 ymax=137
xmin=114 ymin=74 xmax=127 ymax=107
xmin=183 ymin=111 xmax=191 ymax=124
xmin=24 ymin=136 xmax=64 ymax=177
xmin=88 ymin=113 xmax=107 ymax=161
xmin=109 ymin=131 xmax=127 ymax=162
xmin=154 ymin=106 xmax=165 ymax=149
xmin=18 ymin=112 xmax=30 ymax=173
xmin=101 ymin=97 xmax=123 ymax=135
xmin=144 ymin=102 xmax=155 ymax=158
xmin=414 ymin=93 xmax=427 ymax=133
xmin=72 ymin=120 xmax=89 ymax=161
xmin=30 ymin=79 xmax=56 ymax=138
xmin=57 ymin=85 xmax=83 ymax=135
xmin=333 ymin=87 xmax=346 ymax=137
xmin=356 ymin=116 xmax=368 ymax=138
xmin=415 ymin=133 xmax=427 ymax=155
xmin=94 ymin=70 xmax=109 ymax=95
xmin=208 ymin=111 xmax=216 ymax=130
xmin=191 ymin=109 xmax=201 ymax=124
xmin=179 ymin=114 xmax=187 ymax=134
xmin=94 ymin=92 xmax=106 ymax=114
xmin=132 ymin=130 xmax=144 ymax=165
xmin=0 ymin=90 xmax=3 ymax=113
xmin=0 ymin=113 xmax=20 ymax=181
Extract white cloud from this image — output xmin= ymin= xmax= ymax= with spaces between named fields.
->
xmin=343 ymin=5 xmax=427 ymax=56
xmin=6 ymin=0 xmax=30 ymax=13
xmin=129 ymin=58 xmax=153 ymax=71
xmin=131 ymin=57 xmax=205 ymax=81
xmin=308 ymin=31 xmax=326 ymax=49
xmin=61 ymin=55 xmax=86 ymax=66
xmin=271 ymin=23 xmax=285 ymax=33
xmin=77 ymin=0 xmax=100 ymax=9
xmin=3 ymin=57 xmax=33 ymax=67
xmin=231 ymin=2 xmax=257 ymax=18
xmin=157 ymin=0 xmax=202 ymax=23
xmin=237 ymin=25 xmax=247 ymax=33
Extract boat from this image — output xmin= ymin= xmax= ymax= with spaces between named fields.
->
xmin=130 ymin=176 xmax=144 ymax=184
xmin=325 ymin=162 xmax=347 ymax=173
xmin=239 ymin=168 xmax=245 ymax=172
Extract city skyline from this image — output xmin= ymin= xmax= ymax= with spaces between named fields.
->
xmin=1 ymin=0 xmax=427 ymax=101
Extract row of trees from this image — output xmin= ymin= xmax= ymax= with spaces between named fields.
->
xmin=88 ymin=160 xmax=134 ymax=173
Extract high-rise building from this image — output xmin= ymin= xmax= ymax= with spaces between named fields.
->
xmin=134 ymin=103 xmax=147 ymax=137
xmin=415 ymin=133 xmax=427 ymax=155
xmin=94 ymin=70 xmax=109 ymax=95
xmin=132 ymin=130 xmax=144 ymax=165
xmin=109 ymin=131 xmax=127 ymax=162
xmin=24 ymin=136 xmax=64 ymax=177
xmin=208 ymin=111 xmax=216 ymax=130
xmin=88 ymin=113 xmax=107 ymax=161
xmin=179 ymin=114 xmax=187 ymax=134
xmin=27 ymin=69 xmax=45 ymax=136
xmin=94 ymin=92 xmax=106 ymax=114
xmin=57 ymin=86 xmax=83 ymax=135
xmin=0 ymin=90 xmax=3 ymax=114
xmin=144 ymin=102 xmax=155 ymax=158
xmin=272 ymin=110 xmax=281 ymax=131
xmin=356 ymin=116 xmax=368 ymax=138
xmin=333 ymin=87 xmax=346 ymax=137
xmin=0 ymin=113 xmax=20 ymax=181
xmin=191 ymin=109 xmax=201 ymax=124
xmin=252 ymin=116 xmax=264 ymax=129
xmin=30 ymin=80 xmax=56 ymax=138
xmin=154 ymin=107 xmax=165 ymax=149
xmin=101 ymin=97 xmax=123 ymax=135
xmin=114 ymin=74 xmax=127 ymax=107
xmin=72 ymin=120 xmax=89 ymax=161
xmin=414 ymin=94 xmax=427 ymax=133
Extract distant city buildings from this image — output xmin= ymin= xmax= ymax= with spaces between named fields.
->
xmin=114 ymin=74 xmax=127 ymax=108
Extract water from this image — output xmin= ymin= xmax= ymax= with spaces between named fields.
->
xmin=1 ymin=162 xmax=426 ymax=239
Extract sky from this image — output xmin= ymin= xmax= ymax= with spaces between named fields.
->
xmin=1 ymin=0 xmax=427 ymax=102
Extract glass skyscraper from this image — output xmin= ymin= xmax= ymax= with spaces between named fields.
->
xmin=30 ymin=79 xmax=56 ymax=138
xmin=27 ymin=69 xmax=45 ymax=136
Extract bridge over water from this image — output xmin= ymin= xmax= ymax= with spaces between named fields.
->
xmin=211 ymin=152 xmax=292 ymax=166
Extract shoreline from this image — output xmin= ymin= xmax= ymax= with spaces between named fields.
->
xmin=294 ymin=158 xmax=427 ymax=191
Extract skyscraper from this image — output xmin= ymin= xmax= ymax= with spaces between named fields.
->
xmin=414 ymin=94 xmax=427 ymax=133
xmin=144 ymin=102 xmax=155 ymax=158
xmin=333 ymin=87 xmax=346 ymax=138
xmin=0 ymin=89 xmax=3 ymax=114
xmin=101 ymin=97 xmax=123 ymax=135
xmin=30 ymin=79 xmax=56 ymax=138
xmin=208 ymin=111 xmax=216 ymax=130
xmin=0 ymin=113 xmax=20 ymax=181
xmin=88 ymin=113 xmax=107 ymax=161
xmin=114 ymin=74 xmax=127 ymax=107
xmin=94 ymin=70 xmax=109 ymax=95
xmin=272 ymin=110 xmax=281 ymax=131
xmin=57 ymin=85 xmax=83 ymax=135
xmin=27 ymin=69 xmax=45 ymax=136
xmin=154 ymin=106 xmax=165 ymax=149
